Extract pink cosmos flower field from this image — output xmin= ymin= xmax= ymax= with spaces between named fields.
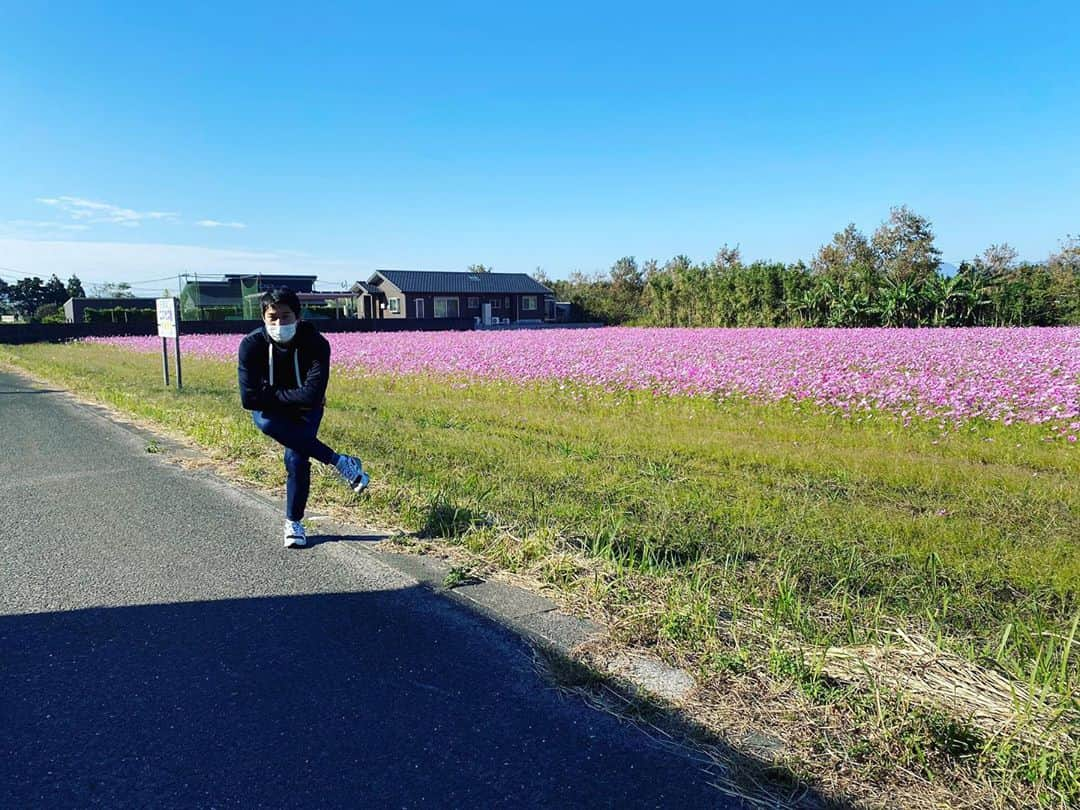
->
xmin=86 ymin=327 xmax=1080 ymax=434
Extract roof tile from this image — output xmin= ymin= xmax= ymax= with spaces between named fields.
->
xmin=370 ymin=270 xmax=552 ymax=295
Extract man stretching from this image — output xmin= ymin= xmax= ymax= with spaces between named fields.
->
xmin=238 ymin=287 xmax=369 ymax=548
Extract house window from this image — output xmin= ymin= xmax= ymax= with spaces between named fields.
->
xmin=492 ymin=299 xmax=500 ymax=310
xmin=434 ymin=297 xmax=460 ymax=318
xmin=504 ymin=297 xmax=510 ymax=309
xmin=522 ymin=295 xmax=537 ymax=311
xmin=468 ymin=297 xmax=479 ymax=309
xmin=388 ymin=297 xmax=400 ymax=314
xmin=415 ymin=298 xmax=425 ymax=318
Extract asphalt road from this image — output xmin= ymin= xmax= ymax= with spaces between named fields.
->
xmin=0 ymin=369 xmax=740 ymax=809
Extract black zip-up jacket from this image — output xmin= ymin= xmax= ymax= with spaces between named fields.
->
xmin=237 ymin=321 xmax=330 ymax=412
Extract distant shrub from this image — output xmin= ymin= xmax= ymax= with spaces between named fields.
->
xmin=33 ymin=303 xmax=65 ymax=323
xmin=83 ymin=307 xmax=157 ymax=324
xmin=301 ymin=304 xmax=349 ymax=319
xmin=197 ymin=306 xmax=244 ymax=322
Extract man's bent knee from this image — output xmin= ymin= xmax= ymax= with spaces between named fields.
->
xmin=253 ymin=410 xmax=290 ymax=438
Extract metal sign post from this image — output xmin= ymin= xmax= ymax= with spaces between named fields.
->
xmin=156 ymin=298 xmax=182 ymax=389
xmin=174 ymin=330 xmax=182 ymax=389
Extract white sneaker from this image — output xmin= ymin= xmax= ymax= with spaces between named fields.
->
xmin=335 ymin=454 xmax=371 ymax=494
xmin=284 ymin=519 xmax=307 ymax=548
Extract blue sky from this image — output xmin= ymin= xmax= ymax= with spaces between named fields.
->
xmin=1 ymin=1 xmax=1078 ymax=293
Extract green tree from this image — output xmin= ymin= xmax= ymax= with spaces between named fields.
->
xmin=531 ymin=267 xmax=553 ymax=287
xmin=978 ymin=243 xmax=1019 ymax=278
xmin=644 ymin=271 xmax=675 ymax=325
xmin=926 ymin=270 xmax=996 ymax=326
xmin=664 ymin=255 xmax=697 ymax=326
xmin=11 ymin=277 xmax=47 ymax=317
xmin=967 ymin=246 xmax=1065 ymax=326
xmin=991 ymin=263 xmax=1063 ymax=326
xmin=953 ymin=265 xmax=992 ymax=325
xmin=608 ymin=256 xmax=645 ymax=323
xmin=813 ymin=223 xmax=876 ymax=279
xmin=871 ymin=206 xmax=941 ymax=284
xmin=707 ymin=246 xmax=742 ymax=326
xmin=876 ymin=276 xmax=924 ymax=327
xmin=66 ymin=274 xmax=86 ymax=299
xmin=33 ymin=302 xmax=65 ymax=323
xmin=811 ymin=226 xmax=879 ymax=325
xmin=466 ymin=264 xmax=492 ymax=274
xmin=826 ymin=279 xmax=874 ymax=326
xmin=1047 ymin=236 xmax=1080 ymax=324
xmin=43 ymin=274 xmax=69 ymax=306
xmin=550 ymin=270 xmax=614 ymax=323
xmin=90 ymin=281 xmax=135 ymax=298
xmin=790 ymin=278 xmax=829 ymax=326
xmin=1049 ymin=235 xmax=1080 ymax=273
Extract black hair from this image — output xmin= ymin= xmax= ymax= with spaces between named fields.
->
xmin=260 ymin=287 xmax=301 ymax=317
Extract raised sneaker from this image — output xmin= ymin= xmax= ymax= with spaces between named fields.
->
xmin=284 ymin=519 xmax=307 ymax=548
xmin=335 ymin=454 xmax=370 ymax=494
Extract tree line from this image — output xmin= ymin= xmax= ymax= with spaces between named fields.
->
xmin=0 ymin=274 xmax=88 ymax=322
xmin=6 ymin=208 xmax=1078 ymax=328
xmin=0 ymin=277 xmax=153 ymax=323
xmin=534 ymin=207 xmax=1080 ymax=327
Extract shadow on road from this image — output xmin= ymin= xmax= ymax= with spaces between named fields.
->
xmin=0 ymin=586 xmax=837 ymax=808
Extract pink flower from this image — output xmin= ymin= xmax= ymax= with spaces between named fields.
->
xmin=84 ymin=326 xmax=1080 ymax=432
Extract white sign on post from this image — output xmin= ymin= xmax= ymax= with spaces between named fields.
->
xmin=156 ymin=297 xmax=182 ymax=388
xmin=156 ymin=298 xmax=178 ymax=338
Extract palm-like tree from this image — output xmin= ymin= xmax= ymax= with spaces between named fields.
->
xmin=953 ymin=271 xmax=992 ymax=325
xmin=828 ymin=287 xmax=872 ymax=326
xmin=876 ymin=277 xmax=923 ymax=327
xmin=790 ymin=283 xmax=829 ymax=326
xmin=645 ymin=273 xmax=675 ymax=326
xmin=923 ymin=274 xmax=964 ymax=325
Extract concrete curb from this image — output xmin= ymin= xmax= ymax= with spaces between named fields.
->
xmin=351 ymin=544 xmax=600 ymax=653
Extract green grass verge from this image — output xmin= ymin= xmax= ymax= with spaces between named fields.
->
xmin=3 ymin=341 xmax=1078 ymax=806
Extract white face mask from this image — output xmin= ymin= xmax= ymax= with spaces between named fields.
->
xmin=266 ymin=322 xmax=297 ymax=343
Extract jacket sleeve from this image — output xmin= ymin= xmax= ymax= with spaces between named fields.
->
xmin=270 ymin=336 xmax=330 ymax=408
xmin=237 ymin=337 xmax=274 ymax=411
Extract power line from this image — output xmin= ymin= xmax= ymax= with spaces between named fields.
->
xmin=0 ymin=266 xmax=192 ymax=287
xmin=0 ymin=266 xmax=36 ymax=280
xmin=79 ymin=273 xmax=184 ymax=286
xmin=117 ymin=274 xmax=181 ymax=285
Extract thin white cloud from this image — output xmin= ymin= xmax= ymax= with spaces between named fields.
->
xmin=196 ymin=219 xmax=247 ymax=229
xmin=37 ymin=196 xmax=179 ymax=227
xmin=32 ymin=196 xmax=250 ymax=232
xmin=1 ymin=219 xmax=91 ymax=233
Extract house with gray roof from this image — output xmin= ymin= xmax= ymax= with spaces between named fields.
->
xmin=351 ymin=270 xmax=555 ymax=324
